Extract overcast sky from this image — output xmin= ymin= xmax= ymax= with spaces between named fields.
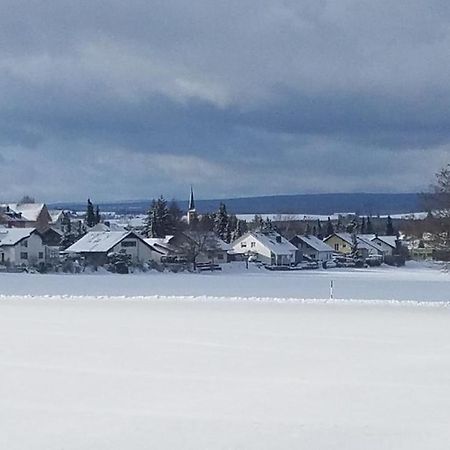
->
xmin=1 ymin=0 xmax=449 ymax=202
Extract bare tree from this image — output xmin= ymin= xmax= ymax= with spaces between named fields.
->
xmin=423 ymin=164 xmax=450 ymax=249
xmin=177 ymin=231 xmax=220 ymax=270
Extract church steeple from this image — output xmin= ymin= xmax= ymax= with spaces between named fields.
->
xmin=189 ymin=186 xmax=195 ymax=211
xmin=187 ymin=186 xmax=196 ymax=225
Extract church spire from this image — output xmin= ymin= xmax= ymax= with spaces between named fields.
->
xmin=189 ymin=186 xmax=195 ymax=211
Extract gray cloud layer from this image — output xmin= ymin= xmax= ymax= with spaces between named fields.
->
xmin=0 ymin=0 xmax=449 ymax=201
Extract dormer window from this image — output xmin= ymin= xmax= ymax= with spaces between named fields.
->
xmin=20 ymin=239 xmax=28 ymax=248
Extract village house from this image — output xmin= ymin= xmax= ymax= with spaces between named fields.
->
xmin=232 ymin=231 xmax=299 ymax=266
xmin=290 ymin=235 xmax=334 ymax=263
xmin=0 ymin=227 xmax=46 ymax=267
xmin=324 ymin=233 xmax=382 ymax=259
xmin=64 ymin=231 xmax=163 ymax=266
xmin=0 ymin=203 xmax=52 ymax=231
xmin=370 ymin=235 xmax=399 ymax=257
xmin=324 ymin=233 xmax=354 ymax=254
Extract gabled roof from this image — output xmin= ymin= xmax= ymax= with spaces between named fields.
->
xmin=235 ymin=231 xmax=297 ymax=255
xmin=6 ymin=203 xmax=48 ymax=222
xmin=324 ymin=232 xmax=354 ymax=245
xmin=0 ymin=227 xmax=38 ymax=246
xmin=65 ymin=231 xmax=161 ymax=254
xmin=293 ymin=235 xmax=334 ymax=252
xmin=372 ymin=235 xmax=398 ymax=248
xmin=49 ymin=210 xmax=64 ymax=223
xmin=356 ymin=235 xmax=382 ymax=253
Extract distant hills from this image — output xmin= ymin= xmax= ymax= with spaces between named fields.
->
xmin=51 ymin=193 xmax=422 ymax=216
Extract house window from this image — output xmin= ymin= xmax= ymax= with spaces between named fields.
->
xmin=218 ymin=253 xmax=224 ymax=260
xmin=121 ymin=241 xmax=137 ymax=248
xmin=334 ymin=244 xmax=339 ymax=251
xmin=1 ymin=253 xmax=4 ymax=263
xmin=20 ymin=252 xmax=28 ymax=260
xmin=20 ymin=240 xmax=28 ymax=248
xmin=251 ymin=242 xmax=256 ymax=248
xmin=343 ymin=244 xmax=346 ymax=248
xmin=241 ymin=242 xmax=247 ymax=248
xmin=38 ymin=252 xmax=44 ymax=259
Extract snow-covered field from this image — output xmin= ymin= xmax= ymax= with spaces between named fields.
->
xmin=1 ymin=266 xmax=450 ymax=449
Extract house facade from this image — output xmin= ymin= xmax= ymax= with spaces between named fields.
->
xmin=232 ymin=231 xmax=298 ymax=266
xmin=324 ymin=233 xmax=382 ymax=259
xmin=290 ymin=235 xmax=334 ymax=263
xmin=324 ymin=233 xmax=354 ymax=254
xmin=64 ymin=231 xmax=162 ymax=266
xmin=370 ymin=235 xmax=398 ymax=257
xmin=0 ymin=228 xmax=46 ymax=266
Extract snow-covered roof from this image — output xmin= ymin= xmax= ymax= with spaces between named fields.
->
xmin=242 ymin=231 xmax=297 ymax=255
xmin=294 ymin=235 xmax=334 ymax=252
xmin=49 ymin=210 xmax=64 ymax=223
xmin=143 ymin=237 xmax=180 ymax=256
xmin=65 ymin=231 xmax=147 ymax=254
xmin=6 ymin=203 xmax=47 ymax=222
xmin=325 ymin=233 xmax=354 ymax=245
xmin=372 ymin=235 xmax=398 ymax=248
xmin=356 ymin=236 xmax=382 ymax=252
xmin=0 ymin=227 xmax=37 ymax=246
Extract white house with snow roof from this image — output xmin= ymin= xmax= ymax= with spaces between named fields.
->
xmin=232 ymin=231 xmax=299 ymax=266
xmin=0 ymin=227 xmax=46 ymax=266
xmin=369 ymin=235 xmax=399 ymax=257
xmin=64 ymin=231 xmax=163 ymax=266
xmin=290 ymin=235 xmax=334 ymax=263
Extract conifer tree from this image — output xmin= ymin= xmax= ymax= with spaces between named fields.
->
xmin=199 ymin=213 xmax=214 ymax=232
xmin=366 ymin=216 xmax=374 ymax=234
xmin=86 ymin=199 xmax=96 ymax=228
xmin=232 ymin=219 xmax=247 ymax=241
xmin=95 ymin=205 xmax=101 ymax=225
xmin=386 ymin=215 xmax=395 ymax=236
xmin=167 ymin=200 xmax=183 ymax=235
xmin=214 ymin=203 xmax=229 ymax=240
xmin=326 ymin=217 xmax=334 ymax=237
xmin=145 ymin=196 xmax=170 ymax=238
xmin=360 ymin=217 xmax=366 ymax=234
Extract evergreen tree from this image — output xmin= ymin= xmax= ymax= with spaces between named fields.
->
xmin=366 ymin=216 xmax=374 ymax=234
xmin=360 ymin=217 xmax=366 ymax=234
xmin=232 ymin=219 xmax=247 ymax=241
xmin=336 ymin=216 xmax=343 ymax=232
xmin=262 ymin=217 xmax=273 ymax=231
xmin=326 ymin=217 xmax=334 ymax=237
xmin=199 ymin=213 xmax=214 ymax=232
xmin=252 ymin=214 xmax=264 ymax=231
xmin=145 ymin=196 xmax=170 ymax=238
xmin=305 ymin=223 xmax=312 ymax=235
xmin=95 ymin=205 xmax=101 ymax=225
xmin=225 ymin=214 xmax=238 ymax=243
xmin=167 ymin=200 xmax=183 ymax=235
xmin=214 ymin=203 xmax=229 ymax=240
xmin=386 ymin=215 xmax=395 ymax=236
xmin=86 ymin=199 xmax=96 ymax=228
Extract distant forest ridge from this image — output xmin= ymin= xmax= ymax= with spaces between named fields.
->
xmin=51 ymin=193 xmax=422 ymax=216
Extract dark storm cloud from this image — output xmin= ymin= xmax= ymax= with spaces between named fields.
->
xmin=0 ymin=0 xmax=450 ymax=201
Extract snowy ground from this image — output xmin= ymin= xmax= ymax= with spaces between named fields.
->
xmin=1 ymin=266 xmax=450 ymax=449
